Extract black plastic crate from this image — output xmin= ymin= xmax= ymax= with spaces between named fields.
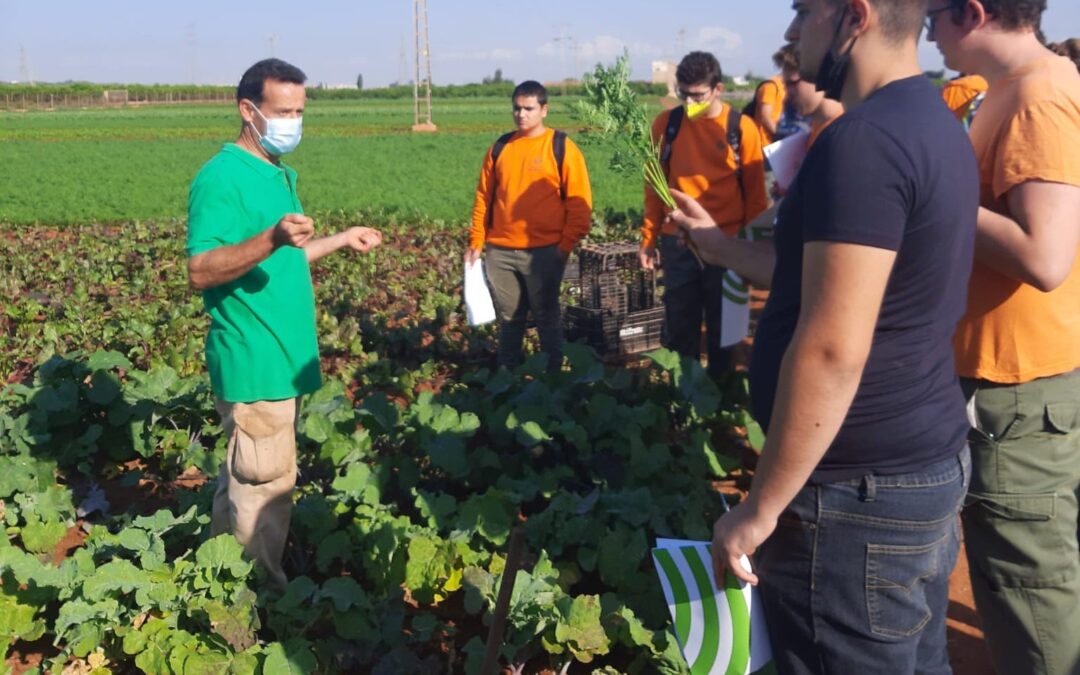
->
xmin=566 ymin=243 xmax=658 ymax=314
xmin=564 ymin=305 xmax=665 ymax=358
xmin=562 ymin=243 xmax=663 ymax=358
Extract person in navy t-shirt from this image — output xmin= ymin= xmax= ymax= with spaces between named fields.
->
xmin=669 ymin=0 xmax=979 ymax=671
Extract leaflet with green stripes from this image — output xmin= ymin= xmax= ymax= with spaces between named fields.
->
xmin=719 ymin=222 xmax=773 ymax=348
xmin=652 ymin=539 xmax=774 ymax=675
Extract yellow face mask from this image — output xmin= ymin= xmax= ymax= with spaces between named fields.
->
xmin=686 ymin=99 xmax=712 ymax=120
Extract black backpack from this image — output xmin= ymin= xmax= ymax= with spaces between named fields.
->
xmin=659 ymin=105 xmax=745 ymax=201
xmin=485 ymin=130 xmax=567 ymax=229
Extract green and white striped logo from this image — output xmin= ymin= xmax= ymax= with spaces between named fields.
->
xmin=652 ymin=539 xmax=773 ymax=675
xmin=718 ymin=223 xmax=772 ymax=348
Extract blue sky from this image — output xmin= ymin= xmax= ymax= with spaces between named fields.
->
xmin=2 ymin=1 xmax=1078 ymax=87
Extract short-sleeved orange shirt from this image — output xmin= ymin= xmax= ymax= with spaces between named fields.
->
xmin=756 ymin=75 xmax=786 ymax=142
xmin=953 ymin=56 xmax=1080 ymax=383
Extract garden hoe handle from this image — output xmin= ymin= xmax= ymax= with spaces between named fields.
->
xmin=481 ymin=526 xmax=527 ymax=675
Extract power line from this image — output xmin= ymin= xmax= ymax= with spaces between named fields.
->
xmin=553 ymin=24 xmax=571 ymax=96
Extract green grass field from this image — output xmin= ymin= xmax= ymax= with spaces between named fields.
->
xmin=1 ymin=98 xmax=656 ymax=226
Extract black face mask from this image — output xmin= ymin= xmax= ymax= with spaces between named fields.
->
xmin=815 ymin=6 xmax=859 ymax=101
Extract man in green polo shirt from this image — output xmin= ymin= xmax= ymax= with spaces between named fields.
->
xmin=186 ymin=58 xmax=382 ymax=590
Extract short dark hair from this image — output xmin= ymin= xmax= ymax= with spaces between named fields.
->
xmin=773 ymin=43 xmax=800 ymax=71
xmin=825 ymin=0 xmax=928 ymax=44
xmin=512 ymin=80 xmax=548 ymax=105
xmin=676 ymin=51 xmax=723 ymax=87
xmin=236 ymin=58 xmax=307 ymax=104
xmin=1049 ymin=38 xmax=1080 ymax=73
xmin=970 ymin=0 xmax=1045 ymax=30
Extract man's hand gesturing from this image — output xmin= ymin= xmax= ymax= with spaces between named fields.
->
xmin=342 ymin=226 xmax=383 ymax=254
xmin=272 ymin=214 xmax=316 ymax=249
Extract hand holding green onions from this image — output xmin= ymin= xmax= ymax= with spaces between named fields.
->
xmin=574 ymin=52 xmax=704 ymax=267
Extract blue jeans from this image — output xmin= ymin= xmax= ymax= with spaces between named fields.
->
xmin=756 ymin=447 xmax=971 ymax=675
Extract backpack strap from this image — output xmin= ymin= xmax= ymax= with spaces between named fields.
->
xmin=962 ymin=91 xmax=986 ymax=132
xmin=660 ymin=106 xmax=684 ymax=176
xmin=726 ymin=104 xmax=746 ymax=203
xmin=486 ymin=132 xmax=516 ymax=230
xmin=552 ymin=129 xmax=567 ymax=201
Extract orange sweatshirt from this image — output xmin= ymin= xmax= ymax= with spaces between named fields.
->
xmin=642 ymin=105 xmax=769 ymax=249
xmin=469 ymin=128 xmax=592 ymax=253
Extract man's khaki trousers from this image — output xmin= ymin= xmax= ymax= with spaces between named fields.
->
xmin=211 ymin=398 xmax=298 ymax=591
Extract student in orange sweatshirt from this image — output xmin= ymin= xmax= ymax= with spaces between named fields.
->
xmin=465 ymin=80 xmax=592 ymax=370
xmin=639 ymin=52 xmax=768 ymax=379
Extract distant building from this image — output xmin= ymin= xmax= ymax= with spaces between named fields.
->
xmin=732 ymin=75 xmax=750 ymax=87
xmin=652 ymin=60 xmax=677 ymax=97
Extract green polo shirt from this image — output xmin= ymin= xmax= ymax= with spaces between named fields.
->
xmin=186 ymin=143 xmax=321 ymax=403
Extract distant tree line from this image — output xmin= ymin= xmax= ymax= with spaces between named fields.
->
xmin=0 ymin=79 xmax=670 ymax=101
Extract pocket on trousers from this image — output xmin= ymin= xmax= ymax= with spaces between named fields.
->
xmin=865 ymin=533 xmax=949 ymax=638
xmin=962 ymin=491 xmax=1073 ymax=587
xmin=970 ymin=388 xmax=1021 ymax=443
xmin=1045 ymin=402 xmax=1080 ymax=435
xmin=231 ymin=400 xmax=296 ymax=484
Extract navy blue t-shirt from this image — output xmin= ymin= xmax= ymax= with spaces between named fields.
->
xmin=750 ymin=75 xmax=978 ymax=483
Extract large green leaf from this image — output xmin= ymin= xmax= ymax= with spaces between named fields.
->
xmin=263 ymin=639 xmax=317 ymax=675
xmin=552 ymin=594 xmax=610 ymax=663
xmin=86 ymin=350 xmax=133 ymax=372
xmin=320 ymin=576 xmax=366 ymax=613
xmin=20 ymin=516 xmax=68 ymax=555
xmin=457 ymin=490 xmax=516 ymax=546
xmin=194 ymin=534 xmax=249 ymax=576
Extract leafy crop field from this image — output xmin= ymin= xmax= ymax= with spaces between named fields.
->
xmin=0 ymin=86 xmax=761 ymax=675
xmin=0 ymin=146 xmax=763 ymax=675
xmin=0 ymin=91 xmax=996 ymax=674
xmin=0 ymin=99 xmax=655 ymax=226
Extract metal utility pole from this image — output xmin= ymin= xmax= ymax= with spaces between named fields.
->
xmin=412 ymin=0 xmax=436 ymax=131
xmin=676 ymin=27 xmax=687 ymax=57
xmin=268 ymin=33 xmax=278 ymax=58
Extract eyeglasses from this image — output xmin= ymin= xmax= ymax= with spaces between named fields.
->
xmin=676 ymin=88 xmax=713 ymax=102
xmin=924 ymin=6 xmax=951 ymax=34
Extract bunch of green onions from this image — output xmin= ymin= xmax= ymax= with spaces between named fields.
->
xmin=575 ymin=52 xmax=703 ymax=266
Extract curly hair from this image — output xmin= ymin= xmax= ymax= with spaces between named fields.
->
xmin=773 ymin=43 xmax=800 ymax=72
xmin=1048 ymin=38 xmax=1080 ymax=73
xmin=954 ymin=0 xmax=1046 ymax=30
xmin=676 ymin=52 xmax=723 ymax=87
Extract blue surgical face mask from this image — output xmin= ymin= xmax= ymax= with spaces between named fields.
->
xmin=248 ymin=102 xmax=303 ymax=155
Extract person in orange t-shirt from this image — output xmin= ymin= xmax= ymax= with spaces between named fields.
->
xmin=744 ymin=44 xmax=844 ymax=232
xmin=638 ymin=51 xmax=768 ymax=379
xmin=466 ymin=80 xmax=592 ymax=370
xmin=941 ymin=72 xmax=988 ymax=128
xmin=754 ymin=72 xmax=787 ymax=144
xmin=930 ymin=1 xmax=1080 ymax=672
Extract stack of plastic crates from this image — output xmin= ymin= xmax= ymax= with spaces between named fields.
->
xmin=563 ymin=243 xmax=664 ymax=358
